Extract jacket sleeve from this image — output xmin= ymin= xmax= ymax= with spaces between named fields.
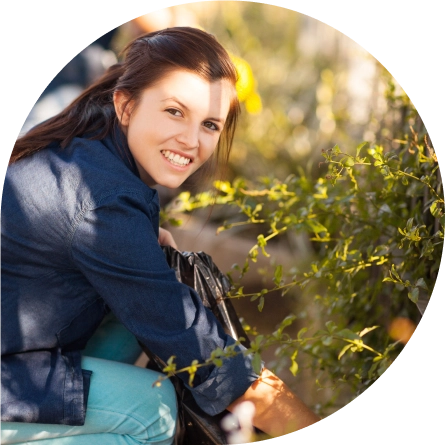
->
xmin=70 ymin=190 xmax=260 ymax=415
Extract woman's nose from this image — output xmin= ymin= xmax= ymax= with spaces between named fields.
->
xmin=176 ymin=124 xmax=200 ymax=149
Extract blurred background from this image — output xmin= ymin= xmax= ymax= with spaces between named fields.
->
xmin=20 ymin=1 xmax=430 ymax=418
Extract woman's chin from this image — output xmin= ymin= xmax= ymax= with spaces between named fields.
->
xmin=154 ymin=175 xmax=188 ymax=190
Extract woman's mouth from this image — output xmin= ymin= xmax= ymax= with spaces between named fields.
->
xmin=161 ymin=150 xmax=192 ymax=167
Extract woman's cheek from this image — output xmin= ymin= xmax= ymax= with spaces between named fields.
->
xmin=204 ymin=136 xmax=220 ymax=160
xmin=202 ymin=148 xmax=216 ymax=164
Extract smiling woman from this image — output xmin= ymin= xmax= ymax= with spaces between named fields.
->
xmin=114 ymin=70 xmax=233 ymax=189
xmin=1 ymin=27 xmax=318 ymax=445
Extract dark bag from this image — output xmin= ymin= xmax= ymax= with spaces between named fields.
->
xmin=140 ymin=246 xmax=252 ymax=445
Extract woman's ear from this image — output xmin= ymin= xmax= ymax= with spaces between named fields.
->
xmin=113 ymin=90 xmax=134 ymax=127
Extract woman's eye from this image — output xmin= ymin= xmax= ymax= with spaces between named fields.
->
xmin=203 ymin=121 xmax=219 ymax=131
xmin=166 ymin=108 xmax=182 ymax=117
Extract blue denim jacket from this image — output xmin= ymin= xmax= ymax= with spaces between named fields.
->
xmin=1 ymin=128 xmax=259 ymax=425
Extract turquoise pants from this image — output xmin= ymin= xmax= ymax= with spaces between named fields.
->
xmin=1 ymin=315 xmax=177 ymax=445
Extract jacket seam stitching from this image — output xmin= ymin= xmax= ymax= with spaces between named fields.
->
xmin=67 ymin=189 xmax=156 ymax=264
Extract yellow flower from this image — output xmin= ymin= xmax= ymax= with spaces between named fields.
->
xmin=230 ymin=53 xmax=262 ymax=113
xmin=245 ymin=91 xmax=262 ymax=115
xmin=230 ymin=54 xmax=254 ymax=101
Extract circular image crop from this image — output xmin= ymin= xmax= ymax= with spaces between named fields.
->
xmin=2 ymin=2 xmax=443 ymax=444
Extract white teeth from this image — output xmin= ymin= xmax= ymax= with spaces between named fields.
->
xmin=161 ymin=150 xmax=191 ymax=166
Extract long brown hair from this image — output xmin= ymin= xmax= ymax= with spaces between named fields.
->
xmin=11 ymin=27 xmax=240 ymax=180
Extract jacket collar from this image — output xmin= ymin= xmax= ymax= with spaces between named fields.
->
xmin=101 ymin=123 xmax=140 ymax=179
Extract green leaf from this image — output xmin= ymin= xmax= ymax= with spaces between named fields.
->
xmin=337 ymin=329 xmax=361 ymax=341
xmin=297 ymin=327 xmax=308 ymax=340
xmin=359 ymin=326 xmax=379 ymax=337
xmin=252 ymin=352 xmax=262 ymax=374
xmin=210 ymin=347 xmax=224 ymax=359
xmin=213 ymin=358 xmax=223 ymax=367
xmin=378 ymin=203 xmax=391 ymax=214
xmin=390 ymin=264 xmax=401 ymax=280
xmin=377 ymin=359 xmax=390 ymax=376
xmin=344 ymin=157 xmax=355 ymax=167
xmin=273 ymin=265 xmax=283 ymax=286
xmin=250 ymin=294 xmax=260 ymax=302
xmin=408 ymin=287 xmax=419 ymax=304
xmin=322 ymin=336 xmax=333 ymax=346
xmin=415 ymin=278 xmax=428 ymax=290
xmin=374 ymin=245 xmax=390 ymax=256
xmin=299 ymin=279 xmax=310 ymax=290
xmin=430 ymin=201 xmax=443 ymax=218
xmin=289 ymin=358 xmax=299 ymax=376
xmin=305 ymin=219 xmax=328 ymax=234
xmin=252 ymin=335 xmax=264 ymax=349
xmin=325 ymin=321 xmax=336 ymax=334
xmin=356 ymin=142 xmax=367 ymax=158
xmin=338 ymin=344 xmax=353 ymax=360
xmin=258 ymin=296 xmax=265 ymax=312
xmin=279 ymin=315 xmax=296 ymax=330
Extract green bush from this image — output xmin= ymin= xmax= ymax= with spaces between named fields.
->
xmin=160 ymin=78 xmax=443 ymax=417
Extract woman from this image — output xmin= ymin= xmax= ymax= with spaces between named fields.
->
xmin=1 ymin=27 xmax=319 ymax=444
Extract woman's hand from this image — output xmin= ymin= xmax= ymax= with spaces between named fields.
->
xmin=227 ymin=368 xmax=320 ymax=438
xmin=158 ymin=227 xmax=178 ymax=250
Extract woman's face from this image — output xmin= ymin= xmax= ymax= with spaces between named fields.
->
xmin=114 ymin=70 xmax=233 ymax=189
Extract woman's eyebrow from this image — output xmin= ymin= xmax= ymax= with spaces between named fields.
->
xmin=162 ymin=97 xmax=226 ymax=124
xmin=161 ymin=97 xmax=189 ymax=111
xmin=208 ymin=115 xmax=226 ymax=124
